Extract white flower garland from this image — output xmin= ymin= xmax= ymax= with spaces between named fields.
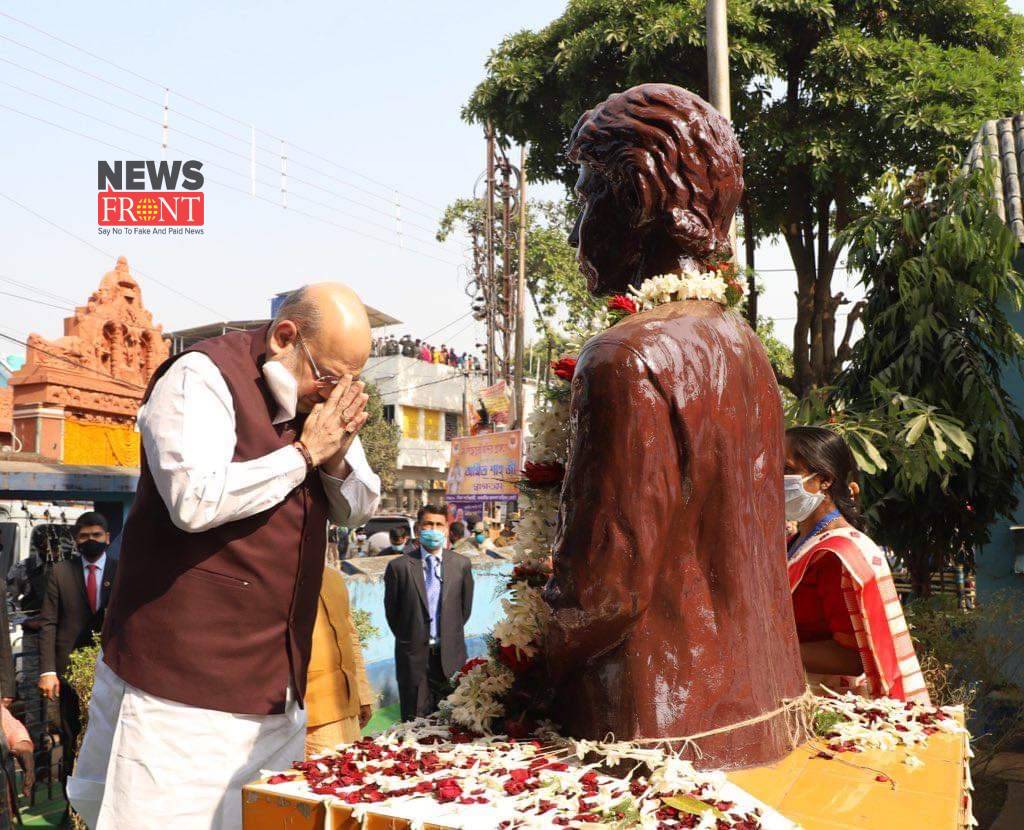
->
xmin=629 ymin=268 xmax=744 ymax=309
xmin=492 ymin=584 xmax=551 ymax=657
xmin=812 ymin=689 xmax=965 ymax=752
xmin=442 ymin=661 xmax=516 ymax=736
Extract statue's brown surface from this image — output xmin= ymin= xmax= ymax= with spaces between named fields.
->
xmin=543 ymin=84 xmax=805 ymax=768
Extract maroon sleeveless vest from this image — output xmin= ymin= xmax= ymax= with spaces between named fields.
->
xmin=102 ymin=326 xmax=328 ymax=715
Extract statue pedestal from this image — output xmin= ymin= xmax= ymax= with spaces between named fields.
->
xmin=243 ymin=718 xmax=971 ymax=830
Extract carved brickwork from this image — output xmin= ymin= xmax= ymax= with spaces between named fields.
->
xmin=9 ymin=256 xmax=168 ymax=462
xmin=0 ymin=387 xmax=12 ymax=440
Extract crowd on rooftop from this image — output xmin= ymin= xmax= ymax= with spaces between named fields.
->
xmin=371 ymin=335 xmax=482 ymax=371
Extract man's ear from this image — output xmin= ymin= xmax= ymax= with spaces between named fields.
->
xmin=268 ymin=320 xmax=298 ymax=357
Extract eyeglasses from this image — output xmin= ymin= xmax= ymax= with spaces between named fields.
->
xmin=296 ymin=331 xmax=340 ymax=390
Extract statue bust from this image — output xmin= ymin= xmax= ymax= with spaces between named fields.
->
xmin=544 ymin=84 xmax=806 ymax=768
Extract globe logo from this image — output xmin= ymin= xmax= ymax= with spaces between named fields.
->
xmin=135 ymin=196 xmax=159 ymax=222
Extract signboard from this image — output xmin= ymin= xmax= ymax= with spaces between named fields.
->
xmin=447 ymin=502 xmax=483 ymax=525
xmin=446 ymin=430 xmax=522 ymax=505
xmin=468 ymin=380 xmax=511 ymax=434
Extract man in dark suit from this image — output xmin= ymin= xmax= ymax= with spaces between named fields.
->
xmin=384 ymin=504 xmax=473 ymax=721
xmin=37 ymin=512 xmax=118 ymax=780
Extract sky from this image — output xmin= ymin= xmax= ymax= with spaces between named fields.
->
xmin=1 ymin=1 xmax=1021 ymax=364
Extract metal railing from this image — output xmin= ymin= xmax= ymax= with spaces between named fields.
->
xmin=9 ymin=614 xmax=65 ymax=814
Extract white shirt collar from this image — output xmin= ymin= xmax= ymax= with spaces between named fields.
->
xmin=261 ymin=360 xmax=298 ymax=425
xmin=420 ymin=546 xmax=443 ymax=563
xmin=82 ymin=552 xmax=107 ymax=573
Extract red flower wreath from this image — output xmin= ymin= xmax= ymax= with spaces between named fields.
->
xmin=550 ymin=357 xmax=577 ymax=381
xmin=607 ymin=295 xmax=638 ymax=315
xmin=523 ymin=461 xmax=565 ymax=486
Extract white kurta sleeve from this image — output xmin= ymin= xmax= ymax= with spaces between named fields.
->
xmin=318 ymin=436 xmax=381 ymax=527
xmin=138 ymin=352 xmax=307 ymax=533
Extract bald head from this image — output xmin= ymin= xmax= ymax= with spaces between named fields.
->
xmin=267 ymin=282 xmax=372 ymax=413
xmin=270 ymin=282 xmax=371 ymax=373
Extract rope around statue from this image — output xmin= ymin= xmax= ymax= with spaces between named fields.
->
xmin=442 ymin=265 xmax=749 ymax=738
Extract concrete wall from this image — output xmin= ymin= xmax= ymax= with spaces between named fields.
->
xmin=976 ymin=249 xmax=1024 ymax=606
xmin=346 ymin=558 xmax=513 ymax=707
xmin=361 ymin=355 xmax=538 ymax=513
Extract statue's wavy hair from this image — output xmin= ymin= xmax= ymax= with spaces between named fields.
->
xmin=568 ymin=83 xmax=743 ymax=263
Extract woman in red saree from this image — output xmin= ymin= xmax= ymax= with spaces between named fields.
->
xmin=785 ymin=427 xmax=930 ymax=705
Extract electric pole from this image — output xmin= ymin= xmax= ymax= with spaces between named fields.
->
xmin=484 ymin=123 xmax=497 ymax=385
xmin=500 ymin=152 xmax=514 ymax=385
xmin=706 ymin=0 xmax=737 ymax=261
xmin=513 ymin=145 xmax=528 ymax=430
xmin=706 ymin=0 xmax=730 ymax=120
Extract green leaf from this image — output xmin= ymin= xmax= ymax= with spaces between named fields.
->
xmin=848 ymin=443 xmax=877 ymax=475
xmin=937 ymin=421 xmax=975 ymax=458
xmin=812 ymin=708 xmax=849 ymax=737
xmin=663 ymin=796 xmax=725 ymax=819
xmin=929 ymin=421 xmax=948 ymax=460
xmin=598 ymin=797 xmax=642 ymax=829
xmin=905 ymin=414 xmax=928 ymax=446
xmin=858 ymin=434 xmax=888 ymax=471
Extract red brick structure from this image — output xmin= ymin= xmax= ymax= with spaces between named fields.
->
xmin=8 ymin=256 xmax=168 ymax=465
xmin=0 ymin=387 xmax=12 ymax=449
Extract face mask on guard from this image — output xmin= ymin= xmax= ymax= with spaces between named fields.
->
xmin=419 ymin=529 xmax=445 ymax=551
xmin=78 ymin=539 xmax=107 ymax=562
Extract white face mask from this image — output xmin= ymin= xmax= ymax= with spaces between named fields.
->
xmin=262 ymin=358 xmax=299 ymax=422
xmin=784 ymin=474 xmax=825 ymax=522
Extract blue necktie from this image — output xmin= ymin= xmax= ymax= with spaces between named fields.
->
xmin=424 ymin=553 xmax=441 ymax=640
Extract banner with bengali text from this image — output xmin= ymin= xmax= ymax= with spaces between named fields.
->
xmin=446 ymin=430 xmax=522 ymax=505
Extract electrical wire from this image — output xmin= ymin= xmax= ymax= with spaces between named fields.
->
xmin=0 ymin=289 xmax=72 ymax=312
xmin=0 ymin=330 xmax=146 ymax=392
xmin=379 ymin=371 xmax=477 ymax=397
xmin=0 ymin=182 xmax=230 ymax=320
xmin=0 ymin=71 xmax=457 ymax=249
xmin=374 ymin=322 xmax=486 ymax=396
xmin=769 ymin=311 xmax=853 ymax=322
xmin=0 ymin=102 xmax=466 ymax=269
xmin=0 ymin=12 xmax=446 ymax=217
xmin=754 ymin=265 xmax=851 ymax=273
xmin=366 ymin=311 xmax=475 ymax=382
xmin=0 ymin=275 xmax=79 ymax=306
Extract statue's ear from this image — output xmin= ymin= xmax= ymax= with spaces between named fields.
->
xmin=665 ymin=206 xmax=717 ymax=261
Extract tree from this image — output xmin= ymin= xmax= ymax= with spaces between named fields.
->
xmin=756 ymin=317 xmax=795 ymax=406
xmin=829 ymin=159 xmax=1024 ymax=592
xmin=359 ymin=382 xmax=400 ymax=496
xmin=436 ymin=197 xmax=603 ymax=364
xmin=464 ymin=0 xmax=1024 ymax=397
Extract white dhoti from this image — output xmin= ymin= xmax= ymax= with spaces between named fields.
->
xmin=68 ymin=656 xmax=306 ymax=830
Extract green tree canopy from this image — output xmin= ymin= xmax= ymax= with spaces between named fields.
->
xmin=436 ymin=197 xmax=603 ymax=359
xmin=828 ymin=158 xmax=1024 ymax=591
xmin=465 ymin=0 xmax=1024 ymax=396
xmin=359 ymin=382 xmax=400 ymax=498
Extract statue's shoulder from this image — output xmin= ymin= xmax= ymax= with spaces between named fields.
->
xmin=581 ymin=303 xmax=722 ymax=358
xmin=578 ymin=324 xmax=648 ymax=369
xmin=578 ymin=304 xmax=754 ymax=383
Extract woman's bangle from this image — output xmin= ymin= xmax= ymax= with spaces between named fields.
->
xmin=293 ymin=441 xmax=315 ymax=472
